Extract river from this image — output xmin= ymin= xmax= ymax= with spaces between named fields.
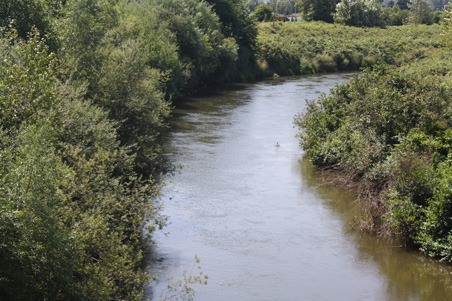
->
xmin=148 ymin=74 xmax=452 ymax=301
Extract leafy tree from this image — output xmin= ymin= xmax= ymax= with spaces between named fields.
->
xmin=253 ymin=3 xmax=274 ymax=21
xmin=57 ymin=0 xmax=172 ymax=178
xmin=0 ymin=0 xmax=53 ymax=39
xmin=297 ymin=0 xmax=339 ymax=22
xmin=151 ymin=0 xmax=239 ymax=91
xmin=409 ymin=0 xmax=434 ymax=24
xmin=334 ymin=0 xmax=385 ymax=27
xmin=384 ymin=5 xmax=410 ymax=25
xmin=56 ymin=0 xmax=119 ymax=88
xmin=0 ymin=31 xmax=79 ymax=301
xmin=0 ymin=20 xmax=161 ymax=301
xmin=0 ymin=124 xmax=82 ymax=301
xmin=206 ymin=0 xmax=260 ymax=81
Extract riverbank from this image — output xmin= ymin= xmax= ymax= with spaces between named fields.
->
xmin=295 ymin=38 xmax=452 ymax=262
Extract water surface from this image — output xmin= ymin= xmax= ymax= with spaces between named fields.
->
xmin=149 ymin=74 xmax=452 ymax=301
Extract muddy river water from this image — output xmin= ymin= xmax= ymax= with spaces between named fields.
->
xmin=148 ymin=74 xmax=452 ymax=301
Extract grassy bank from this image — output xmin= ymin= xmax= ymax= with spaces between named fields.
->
xmin=257 ymin=22 xmax=444 ymax=76
xmin=295 ymin=22 xmax=451 ymax=262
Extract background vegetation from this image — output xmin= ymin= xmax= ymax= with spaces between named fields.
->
xmin=257 ymin=21 xmax=443 ymax=76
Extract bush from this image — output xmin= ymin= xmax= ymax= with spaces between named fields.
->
xmin=0 ymin=19 xmax=159 ymax=301
xmin=296 ymin=48 xmax=452 ymax=261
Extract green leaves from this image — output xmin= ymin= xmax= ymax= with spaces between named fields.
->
xmin=0 ymin=23 xmax=159 ymax=300
xmin=296 ymin=41 xmax=452 ymax=261
xmin=257 ymin=22 xmax=443 ymax=77
xmin=0 ymin=31 xmax=58 ymax=128
xmin=0 ymin=124 xmax=81 ymax=300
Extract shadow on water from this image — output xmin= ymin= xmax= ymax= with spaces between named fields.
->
xmin=300 ymin=157 xmax=452 ymax=301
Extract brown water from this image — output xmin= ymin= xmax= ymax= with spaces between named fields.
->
xmin=148 ymin=74 xmax=452 ymax=301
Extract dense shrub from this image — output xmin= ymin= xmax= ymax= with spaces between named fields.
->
xmin=296 ymin=48 xmax=452 ymax=261
xmin=0 ymin=0 xmax=261 ymax=299
xmin=0 ymin=31 xmax=160 ymax=300
xmin=207 ymin=0 xmax=260 ymax=81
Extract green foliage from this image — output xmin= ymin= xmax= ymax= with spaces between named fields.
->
xmin=206 ymin=0 xmax=260 ymax=81
xmin=296 ymin=46 xmax=452 ymax=260
xmin=0 ymin=30 xmax=59 ymax=129
xmin=0 ymin=124 xmax=81 ymax=301
xmin=55 ymin=95 xmax=155 ymax=300
xmin=409 ymin=0 xmax=435 ymax=24
xmin=253 ymin=4 xmax=274 ymax=21
xmin=257 ymin=22 xmax=443 ymax=76
xmin=334 ymin=0 xmax=386 ymax=27
xmin=418 ymin=156 xmax=452 ymax=261
xmin=0 ymin=0 xmax=54 ymax=40
xmin=298 ymin=0 xmax=339 ymax=22
xmin=56 ymin=0 xmax=119 ymax=86
xmin=383 ymin=6 xmax=410 ymax=25
xmin=151 ymin=0 xmax=239 ymax=91
xmin=0 ymin=22 xmax=159 ymax=300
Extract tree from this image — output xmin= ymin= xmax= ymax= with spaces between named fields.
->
xmin=0 ymin=124 xmax=82 ymax=301
xmin=298 ymin=0 xmax=339 ymax=22
xmin=253 ymin=3 xmax=274 ymax=21
xmin=384 ymin=5 xmax=410 ymax=25
xmin=206 ymin=0 xmax=260 ymax=81
xmin=334 ymin=0 xmax=385 ymax=27
xmin=0 ymin=31 xmax=80 ymax=301
xmin=56 ymin=0 xmax=119 ymax=88
xmin=0 ymin=0 xmax=53 ymax=40
xmin=409 ymin=0 xmax=434 ymax=24
xmin=0 ymin=13 xmax=162 ymax=300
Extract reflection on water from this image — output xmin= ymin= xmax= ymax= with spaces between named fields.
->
xmin=148 ymin=74 xmax=452 ymax=301
xmin=300 ymin=158 xmax=452 ymax=301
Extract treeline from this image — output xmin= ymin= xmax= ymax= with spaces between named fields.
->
xmin=0 ymin=0 xmax=257 ymax=300
xmin=252 ymin=0 xmax=450 ymax=27
xmin=295 ymin=9 xmax=452 ymax=262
